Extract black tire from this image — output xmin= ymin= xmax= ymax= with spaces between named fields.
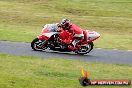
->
xmin=76 ymin=42 xmax=93 ymax=55
xmin=31 ymin=38 xmax=47 ymax=51
xmin=31 ymin=38 xmax=40 ymax=51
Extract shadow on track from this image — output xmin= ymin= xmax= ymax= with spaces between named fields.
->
xmin=32 ymin=49 xmax=98 ymax=59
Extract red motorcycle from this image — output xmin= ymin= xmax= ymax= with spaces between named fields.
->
xmin=31 ymin=26 xmax=100 ymax=55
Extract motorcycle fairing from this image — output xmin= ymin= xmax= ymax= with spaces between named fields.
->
xmin=38 ymin=32 xmax=58 ymax=40
xmin=87 ymin=31 xmax=100 ymax=42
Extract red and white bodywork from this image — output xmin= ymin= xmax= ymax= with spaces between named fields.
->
xmin=31 ymin=25 xmax=100 ymax=55
xmin=87 ymin=30 xmax=100 ymax=42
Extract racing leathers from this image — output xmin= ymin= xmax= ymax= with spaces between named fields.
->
xmin=59 ymin=23 xmax=84 ymax=51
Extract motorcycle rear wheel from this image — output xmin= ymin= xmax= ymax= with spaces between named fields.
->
xmin=75 ymin=42 xmax=93 ymax=55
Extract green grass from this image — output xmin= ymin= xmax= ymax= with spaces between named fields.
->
xmin=0 ymin=1 xmax=132 ymax=88
xmin=0 ymin=0 xmax=132 ymax=50
xmin=0 ymin=53 xmax=132 ymax=88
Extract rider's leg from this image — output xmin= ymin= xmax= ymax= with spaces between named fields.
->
xmin=81 ymin=31 xmax=88 ymax=45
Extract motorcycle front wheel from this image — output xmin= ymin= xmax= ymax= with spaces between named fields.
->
xmin=31 ymin=38 xmax=47 ymax=51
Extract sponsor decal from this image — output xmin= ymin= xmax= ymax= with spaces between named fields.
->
xmin=79 ymin=69 xmax=131 ymax=86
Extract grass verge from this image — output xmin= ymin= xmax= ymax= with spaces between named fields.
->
xmin=0 ymin=53 xmax=132 ymax=88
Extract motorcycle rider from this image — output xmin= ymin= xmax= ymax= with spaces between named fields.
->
xmin=59 ymin=18 xmax=85 ymax=51
xmin=41 ymin=19 xmax=86 ymax=51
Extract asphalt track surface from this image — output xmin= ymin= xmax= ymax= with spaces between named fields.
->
xmin=0 ymin=41 xmax=132 ymax=65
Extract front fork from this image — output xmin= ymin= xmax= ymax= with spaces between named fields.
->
xmin=37 ymin=34 xmax=49 ymax=41
xmin=36 ymin=35 xmax=49 ymax=48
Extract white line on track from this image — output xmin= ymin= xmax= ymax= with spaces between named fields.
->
xmin=96 ymin=48 xmax=132 ymax=52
